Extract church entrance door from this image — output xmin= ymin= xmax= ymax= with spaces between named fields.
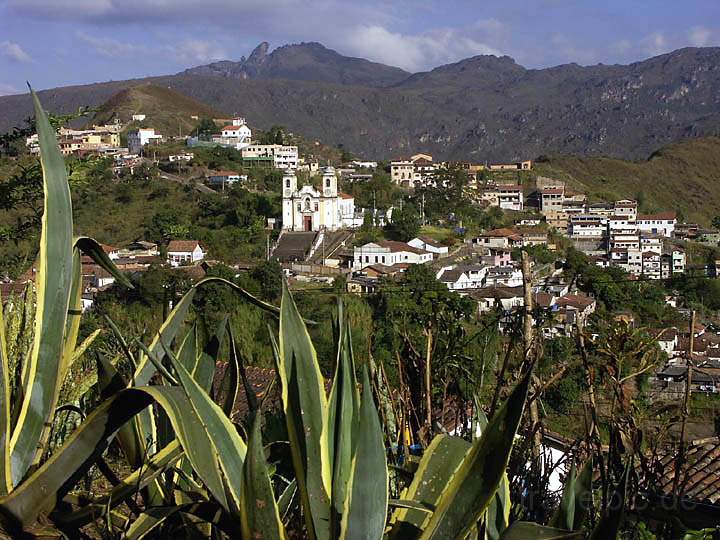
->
xmin=303 ymin=215 xmax=313 ymax=231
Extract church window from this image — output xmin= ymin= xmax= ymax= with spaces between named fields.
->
xmin=304 ymin=198 xmax=311 ymax=211
xmin=285 ymin=179 xmax=290 ymax=188
xmin=315 ymin=203 xmax=319 ymax=211
xmin=297 ymin=203 xmax=301 ymax=212
xmin=326 ymin=178 xmax=331 ymax=188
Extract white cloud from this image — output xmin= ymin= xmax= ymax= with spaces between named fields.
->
xmin=164 ymin=40 xmax=227 ymax=64
xmin=689 ymin=26 xmax=712 ymax=47
xmin=76 ymin=32 xmax=226 ymax=65
xmin=76 ymin=32 xmax=144 ymax=57
xmin=344 ymin=26 xmax=501 ymax=72
xmin=641 ymin=32 xmax=669 ymax=56
xmin=0 ymin=41 xmax=32 ymax=63
xmin=0 ymin=83 xmax=20 ymax=96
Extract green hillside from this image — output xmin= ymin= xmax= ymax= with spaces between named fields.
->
xmin=90 ymin=84 xmax=226 ymax=136
xmin=534 ymin=137 xmax=720 ymax=225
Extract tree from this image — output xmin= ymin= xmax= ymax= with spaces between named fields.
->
xmin=384 ymin=203 xmax=420 ymax=241
xmin=260 ymin=126 xmax=286 ymax=145
xmin=195 ymin=118 xmax=218 ymax=137
xmin=712 ymin=215 xmax=720 ymax=230
xmin=249 ymin=260 xmax=283 ymax=301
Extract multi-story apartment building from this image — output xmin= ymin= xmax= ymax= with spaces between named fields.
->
xmin=613 ymin=199 xmax=638 ymax=220
xmin=241 ymin=144 xmax=299 ymax=169
xmin=128 ymin=128 xmax=163 ymax=154
xmin=390 ymin=154 xmax=436 ymax=188
xmin=569 ymin=214 xmax=608 ymax=238
xmin=497 ymin=185 xmax=524 ymax=211
xmin=540 ymin=187 xmax=565 ymax=213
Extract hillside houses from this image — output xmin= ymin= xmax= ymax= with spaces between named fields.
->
xmin=167 ymin=240 xmax=205 ymax=267
xmin=390 ymin=154 xmax=437 ymax=188
xmin=352 ymin=241 xmax=433 ymax=270
xmin=128 ymin=128 xmax=163 ymax=154
xmin=408 ymin=236 xmax=449 ymax=257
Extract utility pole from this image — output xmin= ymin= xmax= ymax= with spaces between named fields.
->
xmin=675 ymin=310 xmax=696 ymax=496
xmin=522 ymin=252 xmax=542 ymax=464
xmin=266 ymin=234 xmax=270 ymax=261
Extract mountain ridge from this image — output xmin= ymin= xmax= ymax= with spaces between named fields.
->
xmin=1 ymin=43 xmax=720 ymax=161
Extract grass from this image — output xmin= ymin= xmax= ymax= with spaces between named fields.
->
xmin=91 ymin=84 xmax=225 ymax=136
xmin=534 ymin=136 xmax=720 ymax=226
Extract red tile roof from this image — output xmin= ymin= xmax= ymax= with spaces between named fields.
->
xmin=556 ymin=294 xmax=595 ymax=310
xmin=638 ymin=212 xmax=677 ymax=221
xmin=167 ymin=240 xmax=201 ymax=253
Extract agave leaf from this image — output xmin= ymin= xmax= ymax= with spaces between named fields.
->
xmin=0 ymin=383 xmax=244 ymax=531
xmin=589 ymin=463 xmax=629 ymax=540
xmin=124 ymin=502 xmax=237 ymax=539
xmin=499 ymin=522 xmax=582 ymax=539
xmin=53 ymin=440 xmax=183 ymax=529
xmin=130 ymin=277 xmax=279 ymax=463
xmin=328 ymin=300 xmax=360 ymax=534
xmin=9 ymin=88 xmax=74 ymax=487
xmin=74 ymin=236 xmax=133 ymax=289
xmin=164 ymin=345 xmax=247 ymax=514
xmin=339 ymin=366 xmax=388 ymax=540
xmin=485 ymin=473 xmax=511 ymax=540
xmin=549 ymin=461 xmax=592 ymax=531
xmin=240 ymin=414 xmax=287 ymax=539
xmin=420 ymin=371 xmax=532 ymax=540
xmin=0 ymin=292 xmax=11 ymax=496
xmin=391 ymin=434 xmax=470 ymax=538
xmin=68 ymin=329 xmax=102 ymax=373
xmin=276 ymin=280 xmax=331 ymax=540
xmin=103 ymin=314 xmax=136 ymax=367
xmin=195 ymin=316 xmax=227 ymax=393
xmin=218 ymin=325 xmax=241 ymax=418
xmin=60 ymin=249 xmax=82 ymax=386
xmin=278 ymin=479 xmax=297 ymax=521
xmin=96 ymin=354 xmax=143 ymax=470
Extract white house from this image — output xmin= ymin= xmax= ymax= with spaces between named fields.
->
xmin=497 ymin=185 xmax=524 ymax=211
xmin=131 ymin=114 xmax=146 ymax=122
xmin=169 ymin=153 xmax=194 ymax=162
xmin=637 ymin=212 xmax=677 ymax=238
xmin=242 ymin=144 xmax=298 ymax=169
xmin=472 ymin=228 xmax=522 ymax=249
xmin=408 ymin=236 xmax=449 ymax=257
xmin=569 ymin=215 xmax=608 ymax=238
xmin=470 ymin=286 xmax=525 ymax=314
xmin=128 ymin=128 xmax=162 ymax=154
xmin=167 ymin=240 xmax=205 ymax=267
xmin=436 ymin=264 xmax=488 ymax=290
xmin=484 ymin=266 xmax=523 ymax=287
xmin=206 ymin=170 xmax=244 ymax=189
xmin=212 ymin=118 xmax=253 ymax=150
xmin=613 ymin=200 xmax=638 ymax=220
xmin=353 ymin=241 xmax=432 ymax=270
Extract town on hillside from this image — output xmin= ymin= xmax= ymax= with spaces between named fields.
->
xmin=4 ymin=97 xmax=720 ymax=536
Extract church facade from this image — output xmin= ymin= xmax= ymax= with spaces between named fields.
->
xmin=282 ymin=166 xmax=354 ymax=231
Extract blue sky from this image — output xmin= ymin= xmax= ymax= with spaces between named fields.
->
xmin=0 ymin=0 xmax=718 ymax=95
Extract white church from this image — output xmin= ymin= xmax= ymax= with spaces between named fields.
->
xmin=282 ymin=166 xmax=358 ymax=231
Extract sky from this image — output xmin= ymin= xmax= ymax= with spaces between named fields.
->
xmin=0 ymin=0 xmax=719 ymax=96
